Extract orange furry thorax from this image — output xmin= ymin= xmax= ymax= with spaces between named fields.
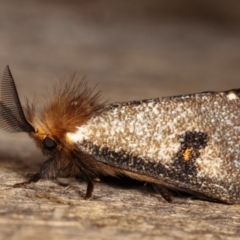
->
xmin=24 ymin=78 xmax=104 ymax=143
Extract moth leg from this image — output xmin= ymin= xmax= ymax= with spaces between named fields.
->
xmin=13 ymin=155 xmax=57 ymax=188
xmin=152 ymin=184 xmax=173 ymax=203
xmin=13 ymin=173 xmax=40 ymax=188
xmin=84 ymin=179 xmax=95 ymax=200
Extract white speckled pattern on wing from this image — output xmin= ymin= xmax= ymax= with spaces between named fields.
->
xmin=67 ymin=90 xmax=240 ymax=184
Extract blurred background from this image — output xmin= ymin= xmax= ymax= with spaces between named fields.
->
xmin=0 ymin=0 xmax=240 ymax=158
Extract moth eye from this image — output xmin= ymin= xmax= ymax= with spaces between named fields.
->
xmin=43 ymin=137 xmax=57 ymax=150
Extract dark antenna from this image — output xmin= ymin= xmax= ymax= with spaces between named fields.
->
xmin=0 ymin=65 xmax=35 ymax=132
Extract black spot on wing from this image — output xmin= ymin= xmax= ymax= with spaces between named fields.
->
xmin=172 ymin=131 xmax=208 ymax=181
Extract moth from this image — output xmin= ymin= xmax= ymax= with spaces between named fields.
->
xmin=0 ymin=65 xmax=240 ymax=204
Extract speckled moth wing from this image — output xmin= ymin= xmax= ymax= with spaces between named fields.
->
xmin=68 ymin=90 xmax=240 ymax=203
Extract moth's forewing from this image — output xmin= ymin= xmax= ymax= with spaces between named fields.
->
xmin=68 ymin=90 xmax=240 ymax=203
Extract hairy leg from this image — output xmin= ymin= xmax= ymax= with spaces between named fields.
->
xmin=14 ymin=155 xmax=58 ymax=188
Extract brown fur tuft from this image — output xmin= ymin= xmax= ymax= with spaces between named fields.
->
xmin=25 ymin=77 xmax=104 ymax=140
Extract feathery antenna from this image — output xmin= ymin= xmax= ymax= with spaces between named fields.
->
xmin=0 ymin=65 xmax=35 ymax=132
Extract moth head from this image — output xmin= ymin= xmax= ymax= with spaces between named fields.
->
xmin=28 ymin=80 xmax=103 ymax=155
xmin=43 ymin=137 xmax=57 ymax=151
xmin=29 ymin=129 xmax=59 ymax=155
xmin=0 ymin=66 xmax=104 ymax=155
